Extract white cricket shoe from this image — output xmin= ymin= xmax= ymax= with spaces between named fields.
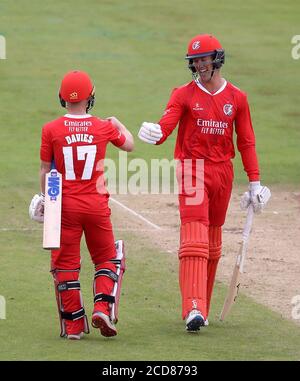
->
xmin=92 ymin=311 xmax=117 ymax=337
xmin=204 ymin=319 xmax=209 ymax=326
xmin=185 ymin=309 xmax=205 ymax=332
xmin=66 ymin=332 xmax=84 ymax=340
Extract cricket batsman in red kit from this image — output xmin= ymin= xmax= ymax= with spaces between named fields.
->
xmin=29 ymin=70 xmax=134 ymax=339
xmin=138 ymin=34 xmax=271 ymax=332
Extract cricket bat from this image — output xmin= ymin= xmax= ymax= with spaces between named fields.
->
xmin=43 ymin=168 xmax=62 ymax=250
xmin=219 ymin=204 xmax=254 ymax=321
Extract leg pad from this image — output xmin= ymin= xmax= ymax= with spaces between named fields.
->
xmin=53 ymin=270 xmax=89 ymax=337
xmin=179 ymin=221 xmax=209 ymax=319
xmin=93 ymin=240 xmax=125 ymax=324
xmin=207 ymin=226 xmax=222 ymax=317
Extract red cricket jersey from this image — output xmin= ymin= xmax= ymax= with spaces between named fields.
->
xmin=157 ymin=80 xmax=260 ymax=181
xmin=40 ymin=114 xmax=126 ymax=213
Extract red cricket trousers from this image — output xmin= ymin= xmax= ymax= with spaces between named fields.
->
xmin=51 ymin=209 xmax=116 ymax=271
xmin=178 ymin=159 xmax=234 ymax=226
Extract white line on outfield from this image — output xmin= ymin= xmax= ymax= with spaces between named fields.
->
xmin=0 ymin=227 xmax=163 ymax=232
xmin=116 ymin=227 xmax=169 ymax=232
xmin=1 ymin=198 xmax=163 ymax=233
xmin=0 ymin=228 xmax=42 ymax=231
xmin=110 ymin=197 xmax=162 ymax=230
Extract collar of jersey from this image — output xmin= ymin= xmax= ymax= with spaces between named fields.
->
xmin=195 ymin=79 xmax=227 ymax=96
xmin=64 ymin=114 xmax=92 ymax=119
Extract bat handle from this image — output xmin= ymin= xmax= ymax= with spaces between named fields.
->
xmin=242 ymin=204 xmax=254 ymax=241
xmin=239 ymin=205 xmax=254 ymax=273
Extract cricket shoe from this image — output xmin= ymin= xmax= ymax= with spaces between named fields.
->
xmin=92 ymin=311 xmax=117 ymax=337
xmin=66 ymin=332 xmax=84 ymax=340
xmin=185 ymin=309 xmax=205 ymax=332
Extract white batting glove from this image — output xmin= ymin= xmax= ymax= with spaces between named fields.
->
xmin=240 ymin=181 xmax=271 ymax=214
xmin=29 ymin=193 xmax=45 ymax=223
xmin=138 ymin=122 xmax=163 ymax=145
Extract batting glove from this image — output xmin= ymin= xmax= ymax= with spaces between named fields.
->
xmin=138 ymin=122 xmax=163 ymax=144
xmin=29 ymin=193 xmax=45 ymax=223
xmin=240 ymin=181 xmax=271 ymax=214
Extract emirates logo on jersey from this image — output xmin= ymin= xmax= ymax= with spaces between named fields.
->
xmin=192 ymin=41 xmax=200 ymax=50
xmin=70 ymin=92 xmax=78 ymax=100
xmin=223 ymin=103 xmax=233 ymax=116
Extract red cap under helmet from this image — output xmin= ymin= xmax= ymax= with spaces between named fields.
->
xmin=59 ymin=70 xmax=94 ymax=103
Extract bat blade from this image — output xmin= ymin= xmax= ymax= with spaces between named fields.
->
xmin=219 ymin=245 xmax=243 ymax=321
xmin=219 ymin=205 xmax=254 ymax=321
xmin=43 ymin=169 xmax=62 ymax=250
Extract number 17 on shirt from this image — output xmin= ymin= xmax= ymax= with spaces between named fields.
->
xmin=43 ymin=168 xmax=62 ymax=250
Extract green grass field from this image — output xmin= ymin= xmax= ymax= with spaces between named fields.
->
xmin=1 ymin=230 xmax=300 ymax=361
xmin=0 ymin=0 xmax=300 ymax=361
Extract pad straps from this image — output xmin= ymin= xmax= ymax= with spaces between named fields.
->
xmin=94 ymin=268 xmax=118 ymax=305
xmin=94 ymin=293 xmax=115 ymax=304
xmin=95 ymin=268 xmax=118 ymax=283
xmin=57 ymin=280 xmax=86 ymax=321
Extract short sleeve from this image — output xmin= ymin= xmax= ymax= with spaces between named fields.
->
xmin=106 ymin=121 xmax=126 ymax=147
xmin=40 ymin=124 xmax=53 ymax=162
